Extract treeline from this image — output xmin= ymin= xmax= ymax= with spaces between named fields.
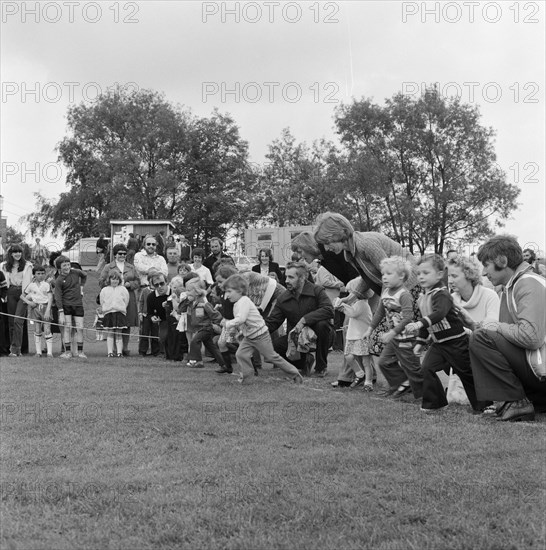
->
xmin=25 ymin=86 xmax=519 ymax=254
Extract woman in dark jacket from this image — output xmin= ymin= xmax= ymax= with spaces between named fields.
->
xmin=252 ymin=248 xmax=285 ymax=284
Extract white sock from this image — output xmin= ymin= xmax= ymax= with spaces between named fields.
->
xmin=45 ymin=335 xmax=53 ymax=355
xmin=34 ymin=335 xmax=42 ymax=354
xmin=355 ymin=370 xmax=365 ymax=378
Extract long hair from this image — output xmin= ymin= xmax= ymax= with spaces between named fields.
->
xmin=5 ymin=245 xmax=26 ymax=272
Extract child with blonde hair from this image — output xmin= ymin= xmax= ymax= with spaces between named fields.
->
xmin=364 ymin=256 xmax=423 ymax=399
xmin=222 ymin=274 xmax=303 ymax=384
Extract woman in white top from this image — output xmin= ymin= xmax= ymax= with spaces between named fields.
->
xmin=447 ymin=256 xmax=500 ymax=408
xmin=190 ymin=247 xmax=213 ymax=286
xmin=0 ymin=245 xmax=33 ymax=355
xmin=447 ymin=256 xmax=500 ymax=329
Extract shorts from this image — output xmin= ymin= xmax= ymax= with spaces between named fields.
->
xmin=62 ymin=304 xmax=84 ymax=317
xmin=29 ymin=303 xmax=49 ymax=322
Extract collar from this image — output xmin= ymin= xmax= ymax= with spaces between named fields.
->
xmin=425 ymin=281 xmax=447 ymax=294
xmin=505 ymin=262 xmax=533 ymax=290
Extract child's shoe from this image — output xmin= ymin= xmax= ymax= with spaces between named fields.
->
xmin=117 ymin=353 xmax=123 ymax=358
xmin=187 ymin=360 xmax=204 ymax=368
xmin=363 ymin=383 xmax=373 ymax=392
xmin=76 ymin=352 xmax=88 ymax=359
xmin=350 ymin=374 xmax=365 ymax=388
xmin=237 ymin=373 xmax=244 ymax=383
xmin=59 ymin=351 xmax=72 ymax=359
xmin=108 ymin=353 xmax=115 ymax=358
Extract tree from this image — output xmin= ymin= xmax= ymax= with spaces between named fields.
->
xmin=335 ymin=88 xmax=520 ymax=254
xmin=24 ymin=88 xmax=253 ymax=250
xmin=253 ymin=129 xmax=345 ymax=227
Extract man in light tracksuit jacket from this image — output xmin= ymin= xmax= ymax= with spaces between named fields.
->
xmin=470 ymin=235 xmax=546 ymax=422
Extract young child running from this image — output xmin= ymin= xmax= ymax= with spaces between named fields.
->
xmin=54 ymin=255 xmax=87 ymax=359
xmin=406 ymin=254 xmax=490 ymax=413
xmin=222 ymin=274 xmax=303 ymax=384
xmin=364 ymin=256 xmax=423 ymax=400
xmin=338 ymin=280 xmax=374 ymax=390
xmin=21 ymin=265 xmax=54 ymax=357
xmin=100 ymin=270 xmax=130 ymax=357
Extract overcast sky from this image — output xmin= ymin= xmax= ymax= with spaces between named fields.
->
xmin=1 ymin=1 xmax=545 ymax=253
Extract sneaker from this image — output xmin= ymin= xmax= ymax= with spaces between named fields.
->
xmin=350 ymin=374 xmax=365 ymax=388
xmin=8 ymin=352 xmax=21 ymax=357
xmin=392 ymin=385 xmax=412 ymax=399
xmin=331 ymin=380 xmax=352 ymax=388
xmin=362 ymin=383 xmax=374 ymax=392
xmin=420 ymin=405 xmax=448 ymax=413
xmin=77 ymin=352 xmax=87 ymax=359
xmin=187 ymin=360 xmax=204 ymax=368
xmin=108 ymin=353 xmax=115 ymax=358
xmin=59 ymin=351 xmax=72 ymax=359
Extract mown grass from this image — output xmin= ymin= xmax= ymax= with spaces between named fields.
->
xmin=1 ymin=272 xmax=544 ymax=549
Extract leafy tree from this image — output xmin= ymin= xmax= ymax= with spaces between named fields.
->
xmin=24 ymin=89 xmax=253 ymax=250
xmin=335 ymin=88 xmax=520 ymax=254
xmin=254 ymin=129 xmax=344 ymax=227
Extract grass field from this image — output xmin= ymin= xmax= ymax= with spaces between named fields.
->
xmin=1 ymin=272 xmax=545 ymax=549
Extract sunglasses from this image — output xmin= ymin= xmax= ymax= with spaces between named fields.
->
xmin=146 ymin=243 xmax=157 ymax=247
xmin=153 ymin=281 xmax=166 ymax=288
xmin=117 ymin=252 xmax=127 ymax=256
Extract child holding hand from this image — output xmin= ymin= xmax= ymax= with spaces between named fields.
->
xmin=364 ymin=256 xmax=423 ymax=400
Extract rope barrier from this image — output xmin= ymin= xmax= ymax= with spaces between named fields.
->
xmin=0 ymin=311 xmax=160 ymax=340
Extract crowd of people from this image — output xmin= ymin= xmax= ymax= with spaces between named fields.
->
xmin=1 ymin=215 xmax=545 ymax=422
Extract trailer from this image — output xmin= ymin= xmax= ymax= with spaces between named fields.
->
xmin=244 ymin=225 xmax=315 ymax=266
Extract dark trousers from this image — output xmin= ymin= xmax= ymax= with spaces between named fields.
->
xmin=378 ymin=339 xmax=423 ymax=398
xmin=421 ymin=335 xmax=486 ymax=411
xmin=188 ymin=327 xmax=225 ymax=366
xmin=333 ymin=310 xmax=345 ymax=351
xmin=272 ymin=320 xmax=334 ymax=373
xmin=165 ymin=317 xmax=187 ymax=361
xmin=139 ymin=317 xmax=160 ymax=356
xmin=0 ymin=299 xmax=10 ymax=354
xmin=7 ymin=288 xmax=29 ymax=354
xmin=469 ymin=329 xmax=546 ymax=406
